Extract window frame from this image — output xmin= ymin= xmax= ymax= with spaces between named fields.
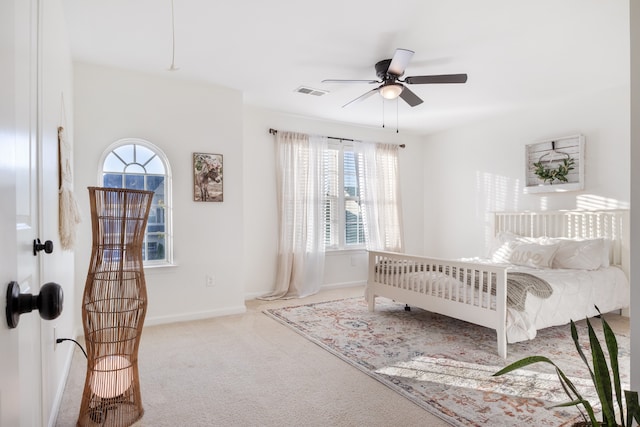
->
xmin=98 ymin=138 xmax=174 ymax=267
xmin=325 ymin=141 xmax=366 ymax=251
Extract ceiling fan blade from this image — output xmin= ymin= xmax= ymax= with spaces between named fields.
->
xmin=342 ymin=88 xmax=379 ymax=108
xmin=387 ymin=48 xmax=414 ymax=76
xmin=322 ymin=79 xmax=379 ymax=84
xmin=399 ymin=86 xmax=423 ymax=107
xmin=404 ymin=74 xmax=468 ymax=84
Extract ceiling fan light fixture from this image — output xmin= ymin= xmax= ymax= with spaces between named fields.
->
xmin=325 ymin=48 xmax=467 ymax=108
xmin=379 ymin=83 xmax=403 ymax=100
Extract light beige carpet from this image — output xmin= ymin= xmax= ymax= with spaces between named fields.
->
xmin=55 ymin=286 xmax=451 ymax=427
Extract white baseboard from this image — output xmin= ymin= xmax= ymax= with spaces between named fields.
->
xmin=321 ymin=280 xmax=366 ymax=290
xmin=73 ymin=305 xmax=248 ymax=339
xmin=143 ymin=305 xmax=247 ymax=327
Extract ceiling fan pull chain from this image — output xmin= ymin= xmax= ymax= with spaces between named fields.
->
xmin=396 ymin=98 xmax=399 ymax=133
xmin=382 ymin=99 xmax=385 ymax=128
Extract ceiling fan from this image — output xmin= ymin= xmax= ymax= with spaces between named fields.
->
xmin=322 ymin=48 xmax=468 ymax=108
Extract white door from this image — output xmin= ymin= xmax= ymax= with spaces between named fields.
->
xmin=15 ymin=0 xmax=43 ymax=424
xmin=0 ymin=0 xmax=44 ymax=426
xmin=0 ymin=1 xmax=21 ymax=425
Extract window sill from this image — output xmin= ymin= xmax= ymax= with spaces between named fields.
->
xmin=144 ymin=262 xmax=178 ymax=270
xmin=325 ymin=248 xmax=367 ymax=256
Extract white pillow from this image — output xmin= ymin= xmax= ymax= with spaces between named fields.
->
xmin=492 ymin=240 xmax=559 ymax=268
xmin=488 ymin=231 xmax=547 ymax=258
xmin=487 ymin=231 xmax=519 ymax=258
xmin=551 ymin=238 xmax=607 ymax=270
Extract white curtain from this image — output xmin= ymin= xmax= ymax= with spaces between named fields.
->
xmin=355 ymin=142 xmax=404 ymax=252
xmin=260 ymin=132 xmax=328 ymax=300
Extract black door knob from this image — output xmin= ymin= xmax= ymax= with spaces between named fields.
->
xmin=5 ymin=281 xmax=63 ymax=328
xmin=33 ymin=238 xmax=54 ymax=255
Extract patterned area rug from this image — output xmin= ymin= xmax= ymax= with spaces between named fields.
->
xmin=264 ymin=297 xmax=630 ymax=427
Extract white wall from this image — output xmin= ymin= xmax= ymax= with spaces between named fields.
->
xmin=73 ymin=63 xmax=246 ymax=327
xmin=72 ymin=68 xmax=425 ymax=319
xmin=422 ymin=85 xmax=630 ymax=259
xmin=242 ymin=106 xmax=425 ymax=299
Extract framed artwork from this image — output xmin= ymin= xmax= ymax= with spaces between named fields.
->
xmin=193 ymin=153 xmax=223 ymax=202
xmin=524 ymin=135 xmax=584 ymax=194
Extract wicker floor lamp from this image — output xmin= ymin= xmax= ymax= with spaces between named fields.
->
xmin=77 ymin=187 xmax=153 ymax=427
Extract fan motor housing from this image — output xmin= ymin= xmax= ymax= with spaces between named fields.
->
xmin=375 ymin=59 xmax=394 ymax=79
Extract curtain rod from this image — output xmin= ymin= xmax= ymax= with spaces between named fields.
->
xmin=268 ymin=128 xmax=405 ymax=148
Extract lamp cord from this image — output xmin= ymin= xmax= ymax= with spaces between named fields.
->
xmin=382 ymin=99 xmax=385 ymax=128
xmin=56 ymin=338 xmax=88 ymax=359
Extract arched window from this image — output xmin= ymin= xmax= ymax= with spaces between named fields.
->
xmin=99 ymin=138 xmax=172 ymax=266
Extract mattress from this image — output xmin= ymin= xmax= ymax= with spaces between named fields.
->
xmin=502 ymin=264 xmax=629 ymax=343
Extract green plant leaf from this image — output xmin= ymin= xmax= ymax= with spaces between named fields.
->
xmin=533 ymin=156 xmax=575 ymax=184
xmin=555 ymin=375 xmax=598 ymax=424
xmin=587 ymin=317 xmax=616 ymax=425
xmin=494 ymin=356 xmax=598 ymax=424
xmin=571 ymin=320 xmax=596 ymax=385
xmin=599 ymin=310 xmax=624 ymax=426
xmin=553 ymin=366 xmax=590 ymax=422
xmin=495 ymin=309 xmax=635 ymax=427
xmin=493 ymin=355 xmax=554 ymax=376
xmin=551 ymin=399 xmax=598 ymax=426
xmin=624 ymin=390 xmax=640 ymax=426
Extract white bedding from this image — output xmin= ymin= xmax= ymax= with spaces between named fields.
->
xmin=395 ymin=261 xmax=629 ymax=343
xmin=464 ymin=259 xmax=629 ymax=343
xmin=504 ymin=265 xmax=628 ymax=342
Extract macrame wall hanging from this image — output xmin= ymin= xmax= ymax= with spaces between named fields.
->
xmin=58 ymin=125 xmax=82 ymax=249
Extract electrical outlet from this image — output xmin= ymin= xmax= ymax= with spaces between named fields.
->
xmin=206 ymin=274 xmax=215 ymax=287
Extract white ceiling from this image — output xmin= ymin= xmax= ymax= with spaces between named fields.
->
xmin=61 ymin=0 xmax=629 ymax=135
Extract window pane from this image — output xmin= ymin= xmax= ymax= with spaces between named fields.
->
xmin=104 ymin=153 xmax=125 ymax=172
xmin=345 ymin=199 xmax=364 ymax=245
xmin=135 ymin=145 xmax=155 ymax=165
xmin=114 ymin=145 xmax=135 ymax=164
xmin=147 ymin=222 xmax=165 ymax=233
xmin=125 ymin=164 xmax=145 ymax=174
xmin=124 ymin=174 xmax=144 ymax=190
xmin=146 ymin=234 xmax=165 ymax=261
xmin=343 ymin=151 xmax=358 ymax=197
xmin=145 ymin=156 xmax=165 ymax=174
xmin=146 ymin=175 xmax=164 ymax=193
xmin=103 ymin=173 xmax=123 ymax=188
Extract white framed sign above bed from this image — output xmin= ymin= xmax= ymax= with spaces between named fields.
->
xmin=524 ymin=134 xmax=584 ymax=193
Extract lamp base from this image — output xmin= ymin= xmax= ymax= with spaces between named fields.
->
xmin=78 ymin=398 xmax=143 ymax=427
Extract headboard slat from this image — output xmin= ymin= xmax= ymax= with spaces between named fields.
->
xmin=493 ymin=210 xmax=629 ymax=278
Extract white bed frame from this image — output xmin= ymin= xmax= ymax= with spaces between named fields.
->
xmin=366 ymin=210 xmax=629 ymax=358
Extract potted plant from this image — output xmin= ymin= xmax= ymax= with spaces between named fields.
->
xmin=493 ymin=308 xmax=640 ymax=426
